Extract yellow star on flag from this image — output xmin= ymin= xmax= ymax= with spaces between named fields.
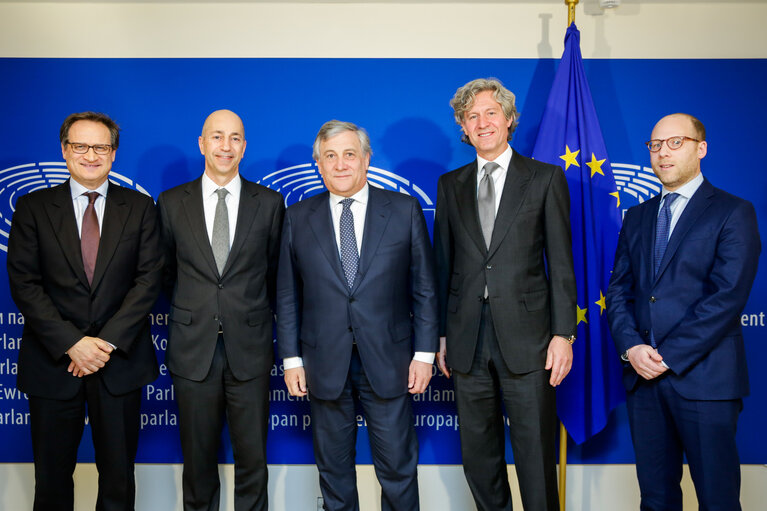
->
xmin=559 ymin=145 xmax=580 ymax=170
xmin=595 ymin=291 xmax=607 ymax=316
xmin=609 ymin=191 xmax=620 ymax=208
xmin=576 ymin=305 xmax=588 ymax=325
xmin=586 ymin=153 xmax=606 ymax=178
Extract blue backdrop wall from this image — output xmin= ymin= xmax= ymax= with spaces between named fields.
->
xmin=0 ymin=57 xmax=765 ymax=465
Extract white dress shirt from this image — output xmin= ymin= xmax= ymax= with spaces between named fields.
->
xmin=201 ymin=172 xmax=241 ymax=249
xmin=283 ymin=183 xmax=434 ymax=370
xmin=70 ymin=178 xmax=109 ymax=236
xmin=476 ymin=144 xmax=513 ymax=213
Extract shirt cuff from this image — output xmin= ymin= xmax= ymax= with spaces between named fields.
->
xmin=282 ymin=356 xmax=304 ymax=370
xmin=413 ymin=351 xmax=435 ymax=364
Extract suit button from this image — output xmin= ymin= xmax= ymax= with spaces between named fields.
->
xmin=643 ymin=330 xmax=649 ymax=338
xmin=486 ymin=264 xmax=492 ymax=270
xmin=348 ymin=326 xmax=353 ymax=332
xmin=349 ymin=297 xmax=355 ymax=303
xmin=218 ymin=283 xmax=224 ymax=289
xmin=213 ymin=314 xmax=219 ymax=321
xmin=649 ymin=296 xmax=657 ymax=303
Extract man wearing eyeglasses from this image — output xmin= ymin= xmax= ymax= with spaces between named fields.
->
xmin=7 ymin=111 xmax=163 ymax=510
xmin=607 ymin=113 xmax=761 ymax=511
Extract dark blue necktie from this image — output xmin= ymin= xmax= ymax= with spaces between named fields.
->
xmin=339 ymin=198 xmax=359 ymax=289
xmin=654 ymin=192 xmax=680 ymax=278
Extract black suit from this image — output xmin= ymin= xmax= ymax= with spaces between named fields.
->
xmin=434 ymin=150 xmax=576 ymax=511
xmin=157 ymin=175 xmax=284 ymax=511
xmin=7 ymin=180 xmax=162 ymax=511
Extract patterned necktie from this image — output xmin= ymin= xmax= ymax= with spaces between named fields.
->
xmin=654 ymin=192 xmax=680 ymax=277
xmin=212 ymin=188 xmax=230 ymax=274
xmin=81 ymin=191 xmax=100 ymax=285
xmin=339 ymin=198 xmax=359 ymax=289
xmin=478 ymin=161 xmax=500 ymax=249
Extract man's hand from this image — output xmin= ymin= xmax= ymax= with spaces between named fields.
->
xmin=545 ymin=335 xmax=573 ymax=387
xmin=284 ymin=367 xmax=308 ymax=397
xmin=627 ymin=345 xmax=668 ymax=380
xmin=408 ymin=360 xmax=433 ymax=394
xmin=436 ymin=336 xmax=450 ymax=378
xmin=67 ymin=336 xmax=113 ymax=377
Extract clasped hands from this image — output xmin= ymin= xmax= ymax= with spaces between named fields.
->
xmin=67 ymin=336 xmax=114 ymax=377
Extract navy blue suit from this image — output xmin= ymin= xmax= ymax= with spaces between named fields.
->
xmin=607 ymin=178 xmax=760 ymax=511
xmin=277 ymin=186 xmax=438 ymax=510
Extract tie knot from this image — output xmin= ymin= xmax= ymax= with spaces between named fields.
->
xmin=483 ymin=161 xmax=501 ymax=176
xmin=341 ymin=198 xmax=354 ymax=210
xmin=83 ymin=191 xmax=99 ymax=204
xmin=215 ymin=188 xmax=228 ymax=200
xmin=663 ymin=192 xmax=680 ymax=209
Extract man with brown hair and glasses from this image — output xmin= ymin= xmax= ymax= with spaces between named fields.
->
xmin=7 ymin=111 xmax=163 ymax=510
xmin=608 ymin=113 xmax=761 ymax=511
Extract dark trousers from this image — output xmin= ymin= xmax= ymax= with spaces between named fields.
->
xmin=452 ymin=303 xmax=559 ymax=511
xmin=627 ymin=375 xmax=742 ymax=511
xmin=173 ymin=335 xmax=270 ymax=511
xmin=310 ymin=345 xmax=419 ymax=511
xmin=28 ymin=375 xmax=141 ymax=511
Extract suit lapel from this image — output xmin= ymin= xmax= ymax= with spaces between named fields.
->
xmin=181 ymin=177 xmax=220 ymax=277
xmin=44 ymin=180 xmax=89 ymax=288
xmin=307 ymin=192 xmax=348 ymax=286
xmin=357 ymin=186 xmax=391 ymax=290
xmin=487 ymin=150 xmax=532 ymax=258
xmin=90 ymin=183 xmax=129 ymax=290
xmin=224 ymin=178 xmax=262 ymax=276
xmin=455 ymin=161 xmax=487 ymax=256
xmin=655 ymin=179 xmax=714 ymax=282
xmin=641 ymin=195 xmax=661 ymax=285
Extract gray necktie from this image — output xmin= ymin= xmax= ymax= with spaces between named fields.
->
xmin=212 ymin=188 xmax=230 ymax=274
xmin=478 ymin=161 xmax=500 ymax=249
xmin=339 ymin=198 xmax=359 ymax=289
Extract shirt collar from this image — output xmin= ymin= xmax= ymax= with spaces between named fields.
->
xmin=330 ymin=182 xmax=369 ymax=207
xmin=662 ymin=172 xmax=704 ymax=201
xmin=70 ymin=177 xmax=109 ymax=200
xmin=477 ymin=145 xmax=513 ymax=176
xmin=202 ymin=172 xmax=241 ymax=198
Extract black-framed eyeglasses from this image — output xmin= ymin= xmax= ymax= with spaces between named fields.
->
xmin=67 ymin=142 xmax=113 ymax=155
xmin=645 ymin=136 xmax=700 ymax=153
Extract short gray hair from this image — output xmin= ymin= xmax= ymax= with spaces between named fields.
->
xmin=312 ymin=120 xmax=372 ymax=161
xmin=450 ymin=78 xmax=520 ymax=143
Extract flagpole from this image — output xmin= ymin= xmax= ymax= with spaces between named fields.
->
xmin=559 ymin=4 xmax=577 ymax=509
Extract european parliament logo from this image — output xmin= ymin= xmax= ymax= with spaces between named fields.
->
xmin=257 ymin=163 xmax=436 ymax=219
xmin=612 ymin=162 xmax=662 ymax=215
xmin=0 ymin=162 xmax=151 ymax=252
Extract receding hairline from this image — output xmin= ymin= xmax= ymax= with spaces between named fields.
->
xmin=653 ymin=113 xmax=705 ymax=140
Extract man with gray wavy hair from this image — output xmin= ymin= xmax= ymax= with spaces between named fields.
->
xmin=435 ymin=78 xmax=576 ymax=511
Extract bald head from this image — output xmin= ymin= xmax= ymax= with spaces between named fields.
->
xmin=652 ymin=113 xmax=706 ymax=142
xmin=202 ymin=109 xmax=245 ymax=138
xmin=199 ymin=109 xmax=247 ymax=186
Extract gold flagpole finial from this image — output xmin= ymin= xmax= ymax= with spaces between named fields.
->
xmin=566 ymin=0 xmax=579 ymax=26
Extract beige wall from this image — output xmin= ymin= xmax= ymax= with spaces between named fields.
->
xmin=1 ymin=1 xmax=766 ymax=58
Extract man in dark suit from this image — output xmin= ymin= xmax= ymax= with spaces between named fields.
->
xmin=607 ymin=113 xmax=760 ymax=511
xmin=157 ymin=109 xmax=284 ymax=511
xmin=7 ymin=111 xmax=163 ymax=510
xmin=434 ymin=78 xmax=576 ymax=511
xmin=277 ymin=120 xmax=438 ymax=511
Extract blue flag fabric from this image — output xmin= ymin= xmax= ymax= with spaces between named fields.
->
xmin=532 ymin=23 xmax=625 ymax=444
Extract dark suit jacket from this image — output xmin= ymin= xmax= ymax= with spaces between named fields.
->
xmin=157 ymin=176 xmax=284 ymax=382
xmin=276 ymin=186 xmax=439 ymax=401
xmin=607 ymin=178 xmax=761 ymax=399
xmin=7 ymin=180 xmax=162 ymax=399
xmin=434 ymin=150 xmax=576 ymax=374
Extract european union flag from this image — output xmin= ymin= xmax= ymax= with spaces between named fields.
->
xmin=532 ymin=23 xmax=625 ymax=444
